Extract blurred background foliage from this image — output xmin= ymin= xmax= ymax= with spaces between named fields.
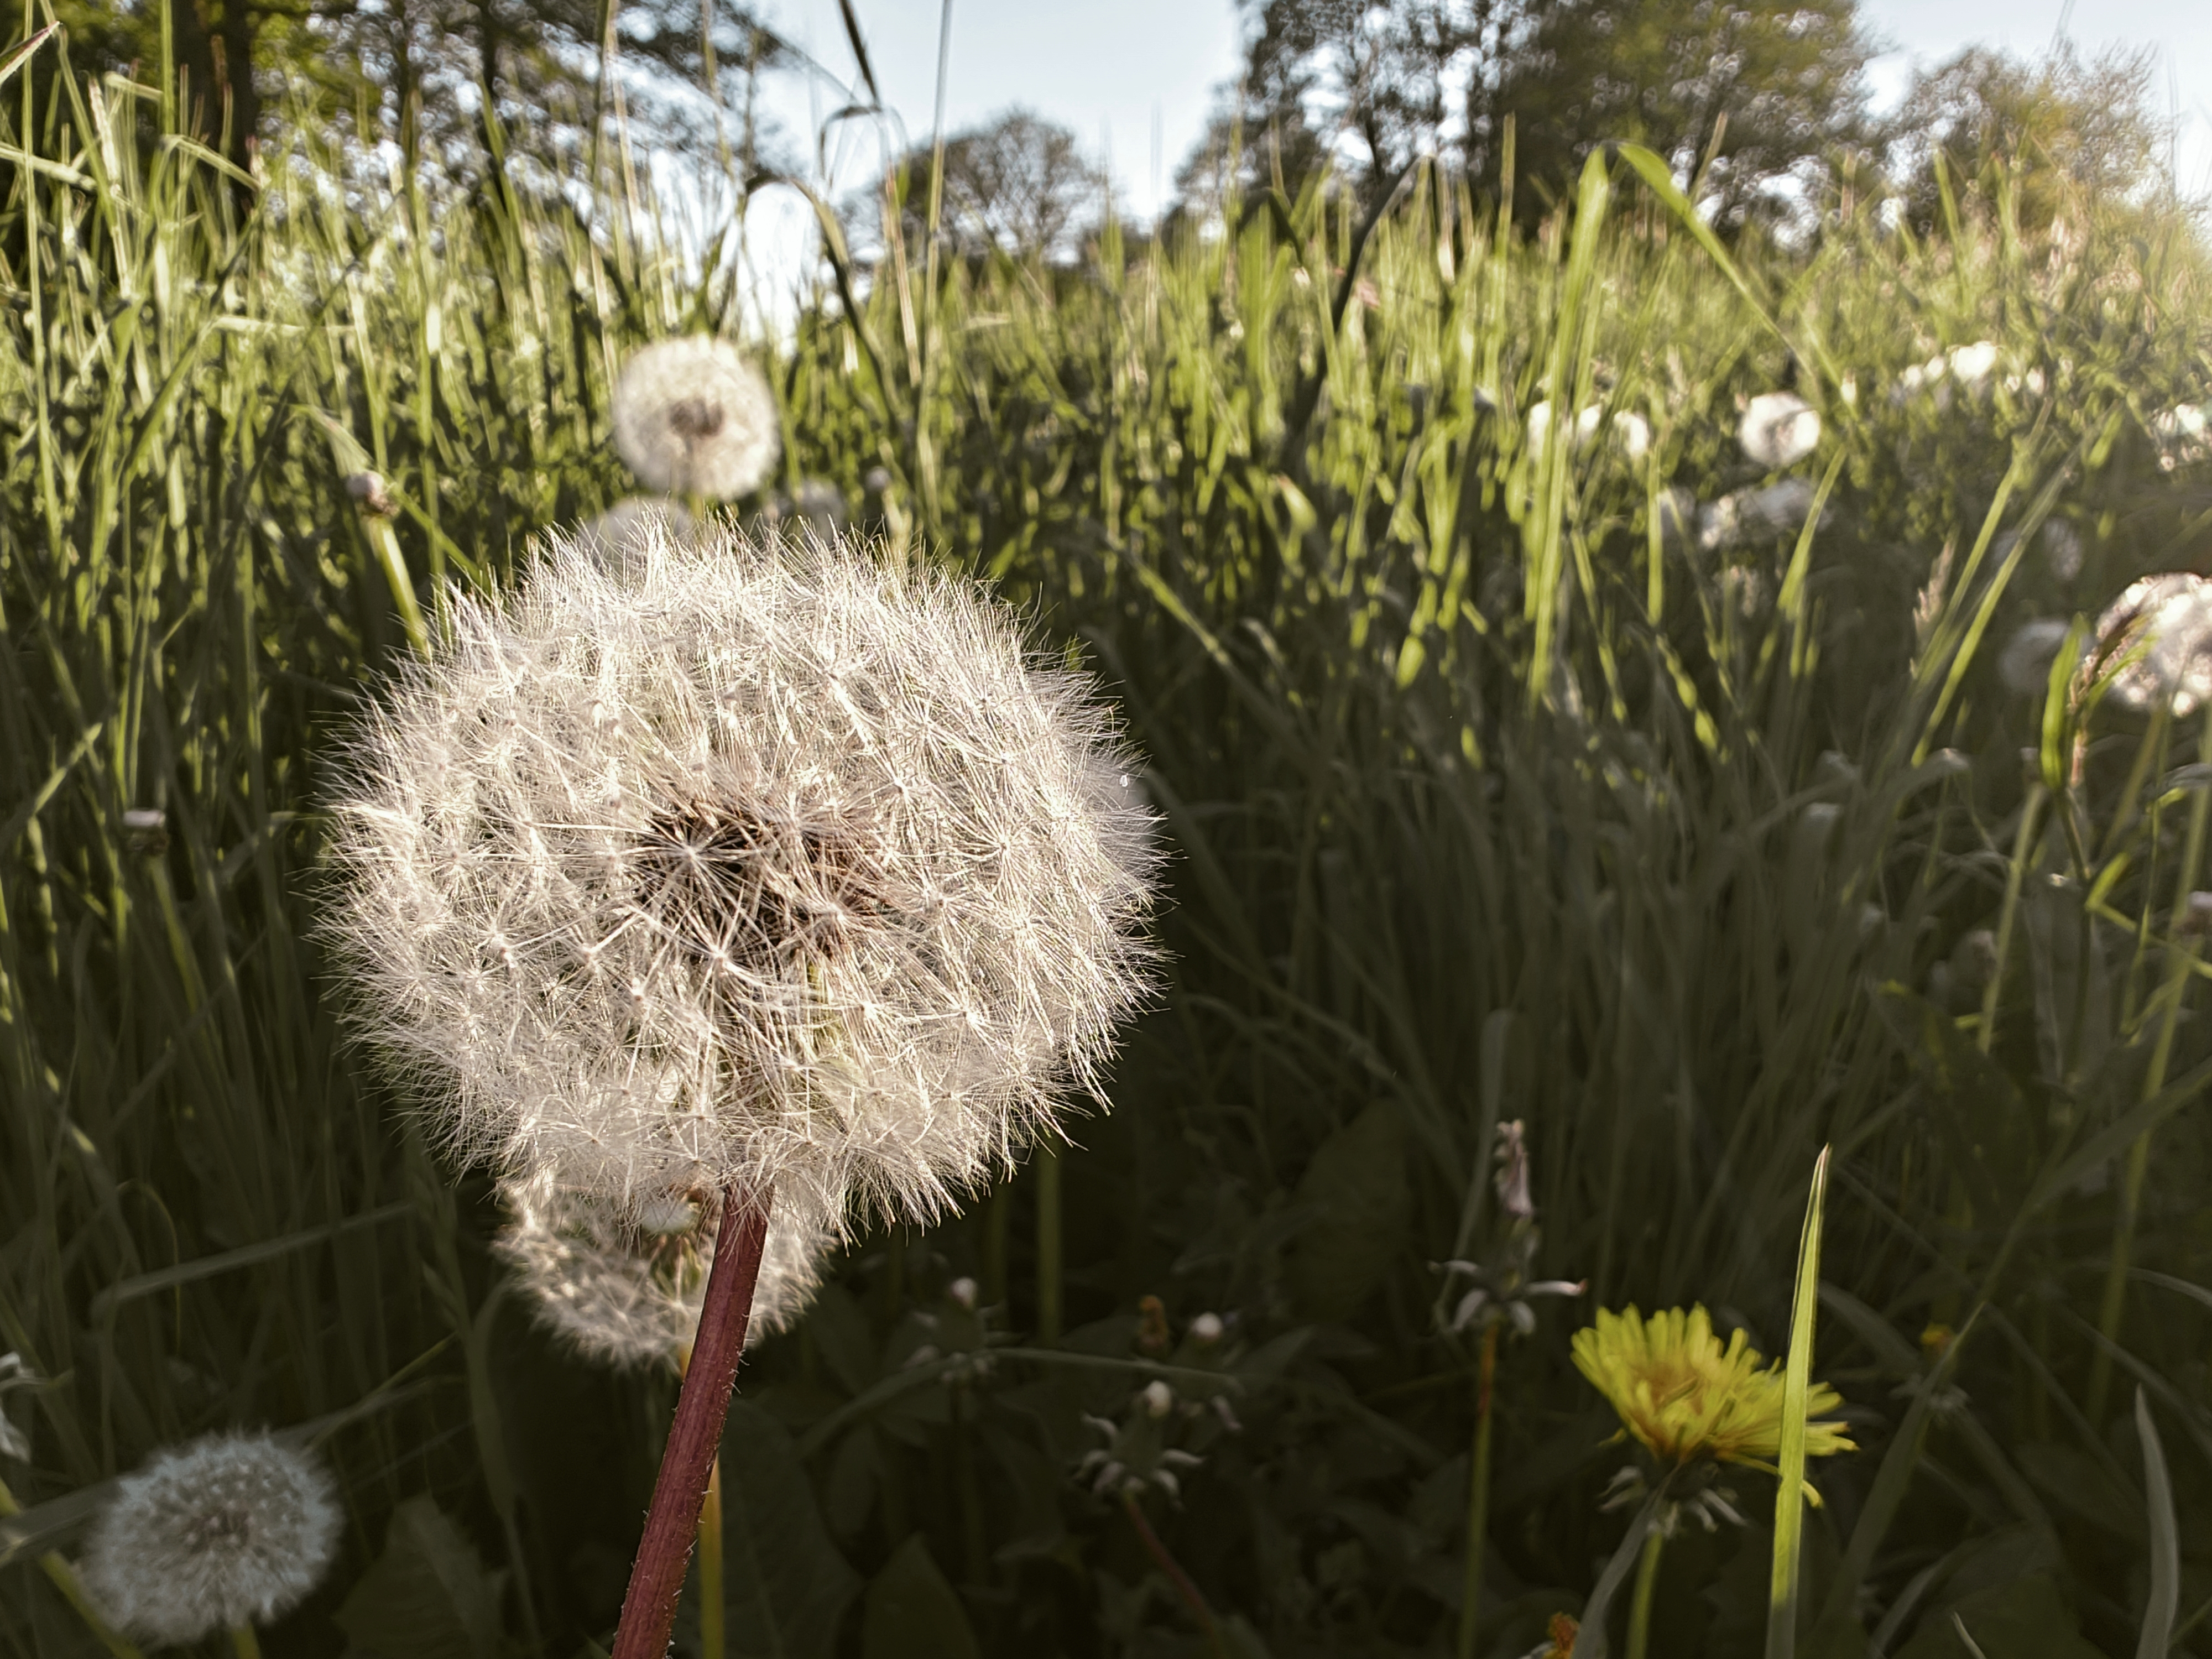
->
xmin=4 ymin=2 xmax=2212 ymax=1657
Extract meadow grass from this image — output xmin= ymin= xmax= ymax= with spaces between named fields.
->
xmin=5 ymin=25 xmax=2212 ymax=1658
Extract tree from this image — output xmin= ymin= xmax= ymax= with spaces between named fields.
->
xmin=861 ymin=108 xmax=1111 ymax=263
xmin=1182 ymin=0 xmax=1488 ymax=210
xmin=30 ymin=2 xmax=807 ymax=191
xmin=1181 ymin=0 xmax=1874 ymax=226
xmin=1493 ymin=0 xmax=1871 ymax=225
xmin=1884 ymin=41 xmax=2178 ymax=233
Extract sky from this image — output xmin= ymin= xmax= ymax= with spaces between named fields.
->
xmin=728 ymin=0 xmax=2209 ymax=322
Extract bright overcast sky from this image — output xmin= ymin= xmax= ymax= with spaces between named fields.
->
xmin=729 ymin=0 xmax=2209 ymax=324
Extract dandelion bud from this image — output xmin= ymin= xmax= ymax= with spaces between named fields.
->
xmin=78 ymin=1430 xmax=340 ymax=1646
xmin=1141 ymin=1380 xmax=1175 ymax=1418
xmin=947 ymin=1276 xmax=979 ymax=1311
xmin=344 ymin=471 xmax=394 ymax=517
xmin=612 ymin=338 xmax=780 ymax=500
xmin=1493 ymin=1119 xmax=1535 ymax=1220
xmin=1189 ymin=1312 xmax=1223 ymax=1344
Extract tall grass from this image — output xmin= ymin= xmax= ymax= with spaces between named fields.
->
xmin=6 ymin=21 xmax=2212 ymax=1658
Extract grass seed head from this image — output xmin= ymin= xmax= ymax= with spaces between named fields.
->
xmin=325 ymin=529 xmax=1161 ymax=1230
xmin=612 ymin=337 xmax=780 ymax=499
xmin=78 ymin=1431 xmax=341 ymax=1645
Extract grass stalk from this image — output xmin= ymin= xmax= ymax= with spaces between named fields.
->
xmin=1457 ymin=1322 xmax=1500 ymax=1659
xmin=2088 ymin=707 xmax=2212 ymax=1421
xmin=1766 ymin=1147 xmax=1831 ymax=1659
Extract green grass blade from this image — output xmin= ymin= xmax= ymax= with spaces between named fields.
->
xmin=1766 ymin=1145 xmax=1829 ymax=1659
xmin=2136 ymin=1389 xmax=2178 ymax=1659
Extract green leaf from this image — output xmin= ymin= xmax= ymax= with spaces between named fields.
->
xmin=1286 ymin=1102 xmax=1409 ymax=1324
xmin=333 ymin=1497 xmax=503 ymax=1659
xmin=860 ymin=1535 xmax=979 ymax=1659
xmin=719 ymin=1402 xmax=860 ymax=1658
xmin=1889 ymin=1574 xmax=2102 ymax=1659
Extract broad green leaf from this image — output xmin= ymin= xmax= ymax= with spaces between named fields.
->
xmin=720 ymin=1402 xmax=861 ymax=1658
xmin=1286 ymin=1101 xmax=1409 ymax=1324
xmin=860 ymin=1534 xmax=979 ymax=1659
xmin=333 ymin=1497 xmax=503 ymax=1659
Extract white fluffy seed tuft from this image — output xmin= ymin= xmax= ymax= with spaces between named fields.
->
xmin=612 ymin=338 xmax=780 ymax=499
xmin=495 ymin=1167 xmax=835 ymax=1368
xmin=78 ymin=1430 xmax=341 ymax=1645
xmin=325 ymin=529 xmax=1161 ymax=1230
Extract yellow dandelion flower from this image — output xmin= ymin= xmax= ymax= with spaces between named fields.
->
xmin=1571 ymin=1304 xmax=1853 ymax=1472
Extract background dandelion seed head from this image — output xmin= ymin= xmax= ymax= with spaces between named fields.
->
xmin=326 ymin=529 xmax=1161 ymax=1229
xmin=611 ymin=337 xmax=780 ymax=500
xmin=495 ymin=1166 xmax=836 ymax=1368
xmin=78 ymin=1430 xmax=341 ymax=1646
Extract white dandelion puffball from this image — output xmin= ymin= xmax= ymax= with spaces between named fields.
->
xmin=1738 ymin=392 xmax=1820 ymax=469
xmin=79 ymin=1431 xmax=340 ymax=1646
xmin=327 ymin=530 xmax=1160 ymax=1228
xmin=1526 ymin=401 xmax=1647 ymax=462
xmin=2096 ymin=573 xmax=2212 ymax=716
xmin=612 ymin=337 xmax=780 ymax=500
xmin=497 ymin=1167 xmax=835 ymax=1368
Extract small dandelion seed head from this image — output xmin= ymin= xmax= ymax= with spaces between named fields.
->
xmin=325 ymin=529 xmax=1161 ymax=1230
xmin=494 ymin=1166 xmax=834 ymax=1369
xmin=612 ymin=338 xmax=780 ymax=499
xmin=1189 ymin=1312 xmax=1223 ymax=1344
xmin=1141 ymin=1380 xmax=1175 ymax=1418
xmin=77 ymin=1430 xmax=341 ymax=1646
xmin=1737 ymin=391 xmax=1820 ymax=470
xmin=2096 ymin=573 xmax=2212 ymax=716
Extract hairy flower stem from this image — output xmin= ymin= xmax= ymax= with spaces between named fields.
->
xmin=613 ymin=1186 xmax=773 ymax=1659
xmin=0 ymin=1475 xmax=143 ymax=1659
xmin=1626 ymin=1527 xmax=1665 ymax=1659
xmin=1037 ymin=1146 xmax=1063 ymax=1344
xmin=229 ymin=1626 xmax=261 ymax=1659
xmin=1119 ymin=1489 xmax=1227 ymax=1659
xmin=1456 ymin=1324 xmax=1500 ymax=1659
xmin=674 ymin=1343 xmax=727 ymax=1659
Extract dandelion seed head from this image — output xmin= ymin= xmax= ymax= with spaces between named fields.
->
xmin=495 ymin=1166 xmax=834 ymax=1368
xmin=1737 ymin=392 xmax=1820 ymax=469
xmin=612 ymin=338 xmax=780 ymax=500
xmin=79 ymin=1431 xmax=340 ymax=1646
xmin=2096 ymin=573 xmax=2212 ymax=716
xmin=326 ymin=529 xmax=1160 ymax=1230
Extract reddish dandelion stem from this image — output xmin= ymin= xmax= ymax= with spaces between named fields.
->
xmin=1119 ymin=1489 xmax=1227 ymax=1659
xmin=612 ymin=1184 xmax=772 ymax=1659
